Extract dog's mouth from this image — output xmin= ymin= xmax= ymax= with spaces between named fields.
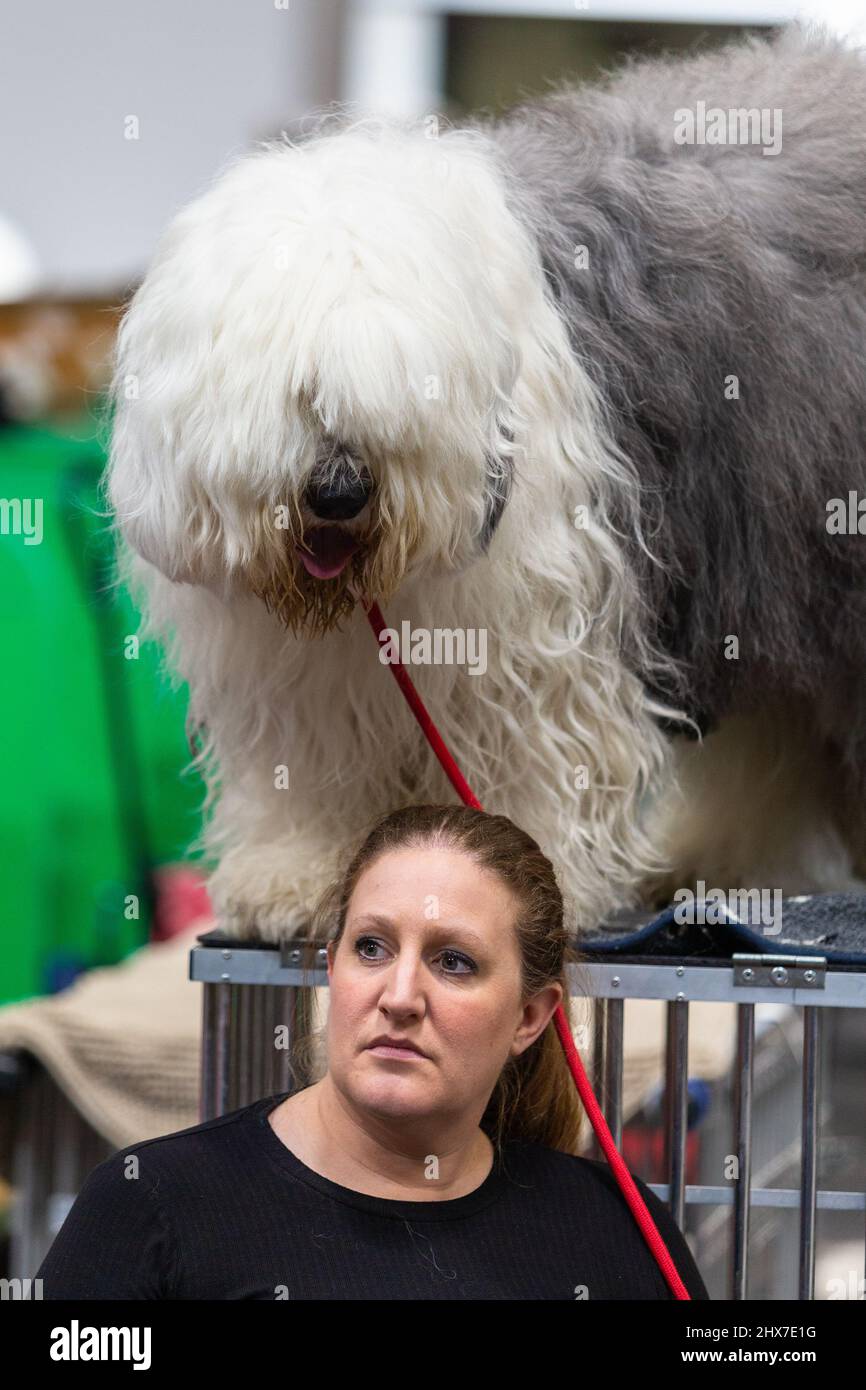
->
xmin=295 ymin=525 xmax=362 ymax=580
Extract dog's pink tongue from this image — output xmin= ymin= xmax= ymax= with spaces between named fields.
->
xmin=296 ymin=528 xmax=359 ymax=580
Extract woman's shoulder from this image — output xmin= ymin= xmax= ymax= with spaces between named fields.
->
xmin=499 ymin=1139 xmax=711 ymax=1300
xmin=499 ymin=1137 xmax=682 ymax=1223
xmin=61 ymin=1096 xmax=271 ymax=1211
xmin=36 ymin=1096 xmax=275 ymax=1298
xmin=86 ymin=1096 xmax=265 ymax=1178
xmin=500 ymin=1136 xmax=642 ymax=1186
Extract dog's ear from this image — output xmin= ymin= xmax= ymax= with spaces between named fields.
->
xmin=104 ymin=438 xmax=223 ymax=587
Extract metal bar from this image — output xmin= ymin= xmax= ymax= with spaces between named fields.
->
xmin=262 ymin=986 xmax=279 ymax=1096
xmin=239 ymin=984 xmax=253 ymax=1108
xmin=294 ymin=979 xmax=317 ymax=1091
xmin=646 ymin=1184 xmax=864 ymax=1210
xmin=10 ymin=1074 xmax=37 ymax=1280
xmin=732 ymin=1003 xmax=755 ymax=1300
xmin=602 ymin=997 xmax=624 ymax=1151
xmin=663 ymin=1000 xmax=689 ymax=1227
xmin=50 ymin=1093 xmax=84 ymax=1241
xmin=590 ymin=997 xmax=604 ymax=1162
xmin=799 ymin=1005 xmax=821 ymax=1299
xmin=273 ymin=985 xmax=295 ymax=1095
xmin=250 ymin=985 xmax=266 ymax=1104
xmin=190 ymin=946 xmax=328 ymax=988
xmin=233 ymin=983 xmax=245 ymax=1109
xmin=200 ymin=982 xmax=218 ymax=1121
xmin=567 ymin=961 xmax=865 ymax=1007
xmin=200 ymin=982 xmax=232 ymax=1121
xmin=228 ymin=982 xmax=242 ymax=1112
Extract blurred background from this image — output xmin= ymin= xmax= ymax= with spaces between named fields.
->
xmin=1 ymin=0 xmax=864 ymax=1299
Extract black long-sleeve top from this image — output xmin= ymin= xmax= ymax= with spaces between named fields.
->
xmin=36 ymin=1090 xmax=710 ymax=1300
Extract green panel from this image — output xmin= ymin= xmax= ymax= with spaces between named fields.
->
xmin=0 ymin=421 xmax=205 ymax=1005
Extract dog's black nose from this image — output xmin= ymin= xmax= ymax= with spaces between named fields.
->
xmin=304 ymin=460 xmax=374 ymax=521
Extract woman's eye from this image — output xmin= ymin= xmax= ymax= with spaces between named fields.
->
xmin=438 ymin=950 xmax=476 ymax=976
xmin=355 ymin=936 xmax=385 ymax=961
xmin=352 ymin=937 xmax=476 ymax=975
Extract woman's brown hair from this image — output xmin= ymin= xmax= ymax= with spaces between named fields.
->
xmin=305 ymin=803 xmax=588 ymax=1157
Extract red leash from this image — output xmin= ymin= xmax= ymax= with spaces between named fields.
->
xmin=362 ymin=597 xmax=691 ymax=1299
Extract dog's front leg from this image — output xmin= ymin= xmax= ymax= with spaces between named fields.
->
xmin=198 ymin=694 xmax=417 ymax=946
xmin=199 ymin=725 xmax=356 ymax=944
xmin=205 ymin=832 xmax=342 ymax=946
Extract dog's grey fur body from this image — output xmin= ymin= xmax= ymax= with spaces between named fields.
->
xmin=488 ymin=26 xmax=866 ymax=789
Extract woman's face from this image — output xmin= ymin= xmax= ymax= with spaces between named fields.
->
xmin=325 ymin=845 xmax=562 ymax=1132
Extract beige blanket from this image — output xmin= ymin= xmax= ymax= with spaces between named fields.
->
xmin=0 ymin=922 xmax=206 ymax=1148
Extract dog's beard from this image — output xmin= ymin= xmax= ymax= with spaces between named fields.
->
xmin=241 ymin=486 xmax=429 ymax=636
xmin=248 ymin=537 xmax=371 ymax=637
xmin=244 ymin=510 xmax=413 ymax=637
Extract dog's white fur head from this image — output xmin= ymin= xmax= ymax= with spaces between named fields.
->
xmin=105 ymin=114 xmax=615 ymax=635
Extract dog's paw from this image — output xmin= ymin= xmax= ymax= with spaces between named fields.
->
xmin=207 ymin=857 xmax=321 ymax=947
xmin=633 ymin=867 xmax=683 ymax=913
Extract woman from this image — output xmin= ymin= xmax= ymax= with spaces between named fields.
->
xmin=37 ymin=804 xmax=709 ymax=1300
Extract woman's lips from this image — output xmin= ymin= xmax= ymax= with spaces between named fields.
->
xmin=367 ymin=1044 xmax=428 ymax=1060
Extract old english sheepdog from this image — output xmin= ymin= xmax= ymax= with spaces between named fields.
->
xmin=105 ymin=23 xmax=866 ymax=943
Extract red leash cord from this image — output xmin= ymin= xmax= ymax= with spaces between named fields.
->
xmin=362 ymin=597 xmax=691 ymax=1300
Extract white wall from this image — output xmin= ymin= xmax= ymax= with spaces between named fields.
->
xmin=0 ymin=0 xmax=346 ymax=293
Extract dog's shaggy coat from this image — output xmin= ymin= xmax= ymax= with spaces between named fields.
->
xmin=106 ymin=23 xmax=866 ymax=941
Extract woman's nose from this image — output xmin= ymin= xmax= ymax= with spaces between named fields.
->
xmin=377 ymin=958 xmax=426 ymax=1010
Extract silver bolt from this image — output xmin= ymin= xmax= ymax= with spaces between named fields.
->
xmin=611 ymin=976 xmax=621 ymax=988
xmin=771 ymin=965 xmax=788 ymax=985
xmin=220 ymin=971 xmax=230 ymax=981
xmin=676 ymin=966 xmax=685 ymax=977
xmin=804 ymin=969 xmax=815 ymax=984
xmin=221 ymin=949 xmax=232 ymax=960
xmin=742 ymin=968 xmax=753 ymax=980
